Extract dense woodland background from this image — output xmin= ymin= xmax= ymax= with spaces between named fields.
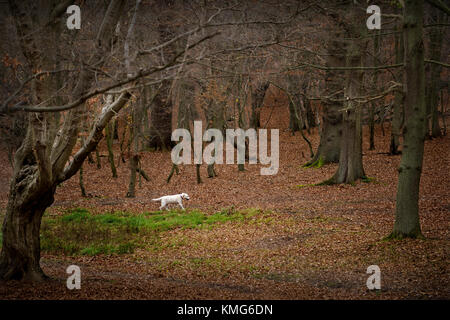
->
xmin=0 ymin=0 xmax=448 ymax=299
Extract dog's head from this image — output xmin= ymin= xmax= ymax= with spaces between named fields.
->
xmin=181 ymin=193 xmax=190 ymax=200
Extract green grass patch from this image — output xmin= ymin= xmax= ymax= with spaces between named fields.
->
xmin=362 ymin=176 xmax=377 ymax=183
xmin=295 ymin=183 xmax=316 ymax=188
xmin=40 ymin=207 xmax=262 ymax=256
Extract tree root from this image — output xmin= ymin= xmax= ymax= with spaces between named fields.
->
xmin=303 ymin=156 xmax=324 ymax=169
xmin=384 ymin=230 xmax=425 ymax=241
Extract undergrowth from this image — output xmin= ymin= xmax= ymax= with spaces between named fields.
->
xmin=39 ymin=207 xmax=265 ymax=256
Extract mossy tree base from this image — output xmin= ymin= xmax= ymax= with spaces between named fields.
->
xmin=384 ymin=230 xmax=425 ymax=240
xmin=303 ymin=156 xmax=325 ymax=169
xmin=207 ymin=164 xmax=218 ymax=178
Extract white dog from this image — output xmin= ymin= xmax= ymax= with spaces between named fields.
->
xmin=152 ymin=193 xmax=190 ymax=210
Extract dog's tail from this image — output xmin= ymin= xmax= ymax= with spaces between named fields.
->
xmin=152 ymin=197 xmax=162 ymax=201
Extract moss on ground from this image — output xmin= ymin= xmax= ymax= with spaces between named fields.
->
xmin=39 ymin=207 xmax=267 ymax=256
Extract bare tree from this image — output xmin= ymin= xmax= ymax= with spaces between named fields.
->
xmin=0 ymin=0 xmax=129 ymax=281
xmin=389 ymin=0 xmax=427 ymax=239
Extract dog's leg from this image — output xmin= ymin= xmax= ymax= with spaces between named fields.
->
xmin=160 ymin=200 xmax=166 ymax=211
xmin=178 ymin=200 xmax=185 ymax=210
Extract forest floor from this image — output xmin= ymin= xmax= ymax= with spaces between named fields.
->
xmin=0 ymin=104 xmax=448 ymax=300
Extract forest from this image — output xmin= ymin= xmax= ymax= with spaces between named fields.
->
xmin=0 ymin=0 xmax=448 ymax=300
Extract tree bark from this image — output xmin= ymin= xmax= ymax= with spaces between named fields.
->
xmin=0 ymin=125 xmax=56 ymax=281
xmin=95 ymin=148 xmax=102 ymax=169
xmin=289 ymin=93 xmax=302 ymax=133
xmin=303 ymin=94 xmax=315 ymax=133
xmin=390 ymin=27 xmax=404 ymax=155
xmin=1 ymin=0 xmax=128 ymax=281
xmin=126 ymin=155 xmax=139 ymax=198
xmin=125 ymin=2 xmax=141 ymax=198
xmin=305 ymin=37 xmax=345 ymax=167
xmin=105 ymin=121 xmax=118 ymax=178
xmin=250 ymin=82 xmax=269 ymax=129
xmin=327 ymin=32 xmax=366 ymax=184
xmin=0 ymin=193 xmax=54 ymax=281
xmin=427 ymin=10 xmax=444 ymax=138
xmin=305 ymin=102 xmax=342 ymax=167
xmin=148 ymin=82 xmax=174 ymax=150
xmin=369 ymin=31 xmax=380 ymax=151
xmin=79 ymin=164 xmax=87 ymax=197
xmin=126 ymin=94 xmax=142 ymax=198
xmin=389 ymin=0 xmax=425 ymax=239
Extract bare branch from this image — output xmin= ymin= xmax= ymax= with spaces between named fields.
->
xmin=59 ymin=92 xmax=131 ymax=182
xmin=425 ymin=59 xmax=450 ymax=68
xmin=425 ymin=0 xmax=450 ymax=15
xmin=3 ymin=32 xmax=220 ymax=113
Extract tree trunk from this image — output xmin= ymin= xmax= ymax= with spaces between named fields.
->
xmin=118 ymin=120 xmax=128 ymax=166
xmin=126 ymin=155 xmax=139 ymax=198
xmin=289 ymin=93 xmax=302 ymax=133
xmin=105 ymin=121 xmax=118 ymax=178
xmin=207 ymin=164 xmax=217 ymax=178
xmin=389 ymin=0 xmax=425 ymax=239
xmin=113 ymin=118 xmax=119 ymax=140
xmin=0 ymin=196 xmax=53 ymax=281
xmin=95 ymin=147 xmax=102 ymax=169
xmin=305 ymin=103 xmax=342 ymax=167
xmin=148 ymin=82 xmax=173 ymax=150
xmin=327 ymin=34 xmax=366 ymax=184
xmin=1 ymin=0 xmax=128 ymax=282
xmin=330 ymin=99 xmax=365 ymax=184
xmin=368 ymin=103 xmax=375 ymax=150
xmin=250 ymin=82 xmax=269 ymax=128
xmin=427 ymin=10 xmax=444 ymax=138
xmin=303 ymin=95 xmax=315 ymax=132
xmin=79 ymin=164 xmax=87 ymax=197
xmin=127 ymin=88 xmax=143 ymax=197
xmin=167 ymin=164 xmax=179 ymax=183
xmin=441 ymin=89 xmax=447 ymax=136
xmin=390 ymin=27 xmax=404 ymax=155
xmin=196 ymin=164 xmax=202 ymax=184
xmin=368 ymin=31 xmax=380 ymax=151
xmin=305 ymin=37 xmax=345 ymax=167
xmin=126 ymin=92 xmax=142 ymax=198
xmin=0 ymin=126 xmax=56 ymax=281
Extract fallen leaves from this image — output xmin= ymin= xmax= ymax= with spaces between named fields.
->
xmin=0 ymin=105 xmax=448 ymax=299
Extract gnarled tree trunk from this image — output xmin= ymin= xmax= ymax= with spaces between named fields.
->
xmin=0 ymin=126 xmax=56 ymax=281
xmin=0 ymin=0 xmax=128 ymax=281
